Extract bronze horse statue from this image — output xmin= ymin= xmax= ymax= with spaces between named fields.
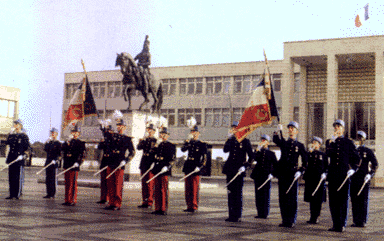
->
xmin=115 ymin=52 xmax=163 ymax=113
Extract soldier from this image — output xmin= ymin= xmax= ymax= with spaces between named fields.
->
xmin=96 ymin=124 xmax=114 ymax=204
xmin=326 ymin=119 xmax=360 ymax=232
xmin=181 ymin=125 xmax=207 ymax=213
xmin=2 ymin=119 xmax=30 ymax=200
xmin=137 ymin=123 xmax=157 ymax=208
xmin=223 ymin=121 xmax=253 ymax=222
xmin=303 ymin=137 xmax=328 ymax=224
xmin=61 ymin=126 xmax=85 ymax=206
xmin=273 ymin=121 xmax=307 ymax=228
xmin=43 ymin=127 xmax=62 ymax=199
xmin=350 ymin=130 xmax=378 ymax=228
xmin=151 ymin=127 xmax=176 ymax=215
xmin=251 ymin=134 xmax=277 ymax=219
xmin=105 ymin=119 xmax=135 ymax=210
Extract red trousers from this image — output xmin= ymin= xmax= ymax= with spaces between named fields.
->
xmin=141 ymin=171 xmax=154 ymax=206
xmin=154 ymin=175 xmax=169 ymax=212
xmin=185 ymin=175 xmax=200 ymax=210
xmin=64 ymin=170 xmax=78 ymax=204
xmin=100 ymin=169 xmax=109 ymax=202
xmin=106 ymin=167 xmax=124 ymax=208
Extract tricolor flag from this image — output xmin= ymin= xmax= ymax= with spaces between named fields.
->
xmin=63 ymin=76 xmax=98 ymax=129
xmin=355 ymin=4 xmax=369 ymax=27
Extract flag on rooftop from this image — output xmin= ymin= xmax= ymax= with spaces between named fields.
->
xmin=355 ymin=3 xmax=369 ymax=27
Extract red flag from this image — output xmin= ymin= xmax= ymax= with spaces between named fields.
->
xmin=63 ymin=76 xmax=98 ymax=129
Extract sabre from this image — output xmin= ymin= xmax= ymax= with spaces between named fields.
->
xmin=106 ymin=163 xmax=125 ymax=179
xmin=286 ymin=176 xmax=300 ymax=194
xmin=337 ymin=175 xmax=350 ymax=192
xmin=147 ymin=168 xmax=167 ymax=183
xmin=0 ymin=155 xmax=24 ymax=172
xmin=179 ymin=168 xmax=199 ymax=182
xmin=140 ymin=163 xmax=154 ymax=180
xmin=36 ymin=161 xmax=55 ymax=175
xmin=357 ymin=179 xmax=369 ymax=196
xmin=93 ymin=166 xmax=108 ymax=176
xmin=312 ymin=176 xmax=326 ymax=196
xmin=226 ymin=171 xmax=243 ymax=187
xmin=257 ymin=175 xmax=273 ymax=190
xmin=56 ymin=163 xmax=78 ymax=177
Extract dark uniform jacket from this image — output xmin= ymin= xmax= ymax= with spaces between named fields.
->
xmin=62 ymin=138 xmax=85 ymax=171
xmin=250 ymin=148 xmax=277 ymax=180
xmin=303 ymin=150 xmax=328 ymax=202
xmin=44 ymin=139 xmax=62 ymax=167
xmin=222 ymin=136 xmax=253 ymax=176
xmin=3 ymin=132 xmax=30 ymax=166
xmin=137 ymin=137 xmax=157 ymax=172
xmin=181 ymin=139 xmax=207 ymax=175
xmin=352 ymin=145 xmax=378 ymax=183
xmin=107 ymin=133 xmax=135 ymax=170
xmin=152 ymin=141 xmax=176 ymax=176
xmin=273 ymin=133 xmax=307 ymax=178
xmin=325 ymin=136 xmax=360 ymax=185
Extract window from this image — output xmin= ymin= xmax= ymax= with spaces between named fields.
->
xmin=114 ymin=82 xmax=122 ymax=98
xmin=242 ymin=75 xmax=252 ymax=94
xmin=65 ymin=84 xmax=79 ymax=99
xmin=273 ymin=74 xmax=282 ymax=92
xmin=252 ymin=75 xmax=261 ymax=91
xmin=293 ymin=107 xmax=299 ymax=122
xmin=92 ymin=83 xmax=99 ymax=98
xmin=162 ymin=79 xmax=169 ymax=96
xmin=294 ymin=73 xmax=300 ymax=93
xmin=196 ymin=78 xmax=203 ymax=94
xmin=233 ymin=76 xmax=242 ymax=94
xmin=107 ymin=82 xmax=122 ymax=98
xmin=205 ymin=108 xmax=231 ymax=127
xmin=213 ymin=108 xmax=221 ymax=127
xmin=107 ymin=82 xmax=114 ymax=98
xmin=179 ymin=79 xmax=186 ymax=95
xmin=178 ymin=108 xmax=201 ymax=126
xmin=206 ymin=77 xmax=213 ymax=95
xmin=99 ymin=82 xmax=106 ymax=98
xmin=205 ymin=108 xmax=213 ymax=127
xmin=223 ymin=76 xmax=231 ymax=94
xmin=214 ymin=77 xmax=222 ymax=94
xmin=169 ymin=79 xmax=176 ymax=95
xmin=178 ymin=109 xmax=186 ymax=126
xmin=233 ymin=108 xmax=245 ymax=122
xmin=160 ymin=109 xmax=176 ymax=126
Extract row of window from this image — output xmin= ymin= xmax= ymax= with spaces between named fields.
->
xmin=0 ymin=99 xmax=16 ymax=118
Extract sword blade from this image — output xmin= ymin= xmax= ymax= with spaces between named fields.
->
xmin=337 ymin=175 xmax=349 ymax=192
xmin=226 ymin=171 xmax=241 ymax=187
xmin=179 ymin=169 xmax=197 ymax=181
xmin=286 ymin=176 xmax=299 ymax=194
xmin=93 ymin=166 xmax=108 ymax=176
xmin=357 ymin=180 xmax=368 ymax=196
xmin=36 ymin=162 xmax=54 ymax=175
xmin=257 ymin=176 xmax=272 ymax=190
xmin=312 ymin=177 xmax=325 ymax=196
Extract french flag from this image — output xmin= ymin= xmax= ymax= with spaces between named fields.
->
xmin=355 ymin=4 xmax=369 ymax=27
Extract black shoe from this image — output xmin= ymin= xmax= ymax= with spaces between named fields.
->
xmin=105 ymin=205 xmax=119 ymax=210
xmin=351 ymin=223 xmax=366 ymax=228
xmin=5 ymin=196 xmax=14 ymax=200
xmin=151 ymin=210 xmax=161 ymax=214
xmin=183 ymin=208 xmax=195 ymax=213
xmin=255 ymin=215 xmax=267 ymax=219
xmin=43 ymin=195 xmax=50 ymax=199
xmin=328 ymin=227 xmax=345 ymax=232
xmin=225 ymin=217 xmax=241 ymax=222
xmin=96 ymin=200 xmax=107 ymax=204
xmin=307 ymin=219 xmax=319 ymax=224
xmin=138 ymin=204 xmax=150 ymax=208
xmin=62 ymin=202 xmax=70 ymax=206
xmin=68 ymin=203 xmax=76 ymax=206
xmin=279 ymin=223 xmax=295 ymax=228
xmin=153 ymin=210 xmax=166 ymax=215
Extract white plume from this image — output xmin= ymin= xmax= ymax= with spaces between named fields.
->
xmin=112 ymin=109 xmax=123 ymax=120
xmin=186 ymin=117 xmax=197 ymax=129
xmin=157 ymin=116 xmax=167 ymax=128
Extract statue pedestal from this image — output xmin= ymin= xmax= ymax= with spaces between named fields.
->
xmin=120 ymin=111 xmax=166 ymax=181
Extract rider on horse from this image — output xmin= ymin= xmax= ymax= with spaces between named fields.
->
xmin=134 ymin=35 xmax=151 ymax=93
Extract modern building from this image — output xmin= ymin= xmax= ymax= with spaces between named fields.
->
xmin=62 ymin=35 xmax=384 ymax=186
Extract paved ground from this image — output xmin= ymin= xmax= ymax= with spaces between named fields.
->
xmin=0 ymin=167 xmax=383 ymax=240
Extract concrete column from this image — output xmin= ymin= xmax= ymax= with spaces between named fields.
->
xmin=374 ymin=51 xmax=384 ymax=187
xmin=326 ymin=54 xmax=338 ymax=139
xmin=298 ymin=65 xmax=308 ymax=144
xmin=281 ymin=58 xmax=295 ymax=127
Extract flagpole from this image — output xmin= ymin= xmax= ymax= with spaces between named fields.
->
xmin=81 ymin=59 xmax=87 ymax=126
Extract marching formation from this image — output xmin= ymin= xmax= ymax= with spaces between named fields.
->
xmin=0 ymin=117 xmax=378 ymax=233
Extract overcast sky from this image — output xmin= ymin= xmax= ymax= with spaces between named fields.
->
xmin=1 ymin=0 xmax=383 ymax=143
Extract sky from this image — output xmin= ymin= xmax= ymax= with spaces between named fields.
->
xmin=1 ymin=0 xmax=384 ymax=143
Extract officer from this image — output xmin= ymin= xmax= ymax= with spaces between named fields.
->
xmin=251 ymin=134 xmax=277 ymax=219
xmin=105 ymin=119 xmax=135 ymax=211
xmin=350 ymin=130 xmax=378 ymax=228
xmin=273 ymin=121 xmax=307 ymax=228
xmin=2 ymin=119 xmax=30 ymax=200
xmin=181 ymin=125 xmax=207 ymax=213
xmin=43 ymin=127 xmax=62 ymax=199
xmin=137 ymin=123 xmax=157 ymax=208
xmin=96 ymin=124 xmax=114 ymax=204
xmin=151 ymin=127 xmax=176 ymax=215
xmin=222 ymin=121 xmax=253 ymax=222
xmin=61 ymin=125 xmax=85 ymax=206
xmin=326 ymin=119 xmax=360 ymax=232
xmin=303 ymin=136 xmax=328 ymax=224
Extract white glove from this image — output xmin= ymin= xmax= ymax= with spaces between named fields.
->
xmin=252 ymin=161 xmax=257 ymax=166
xmin=51 ymin=160 xmax=56 ymax=165
xmin=149 ymin=162 xmax=155 ymax=170
xmin=294 ymin=171 xmax=301 ymax=179
xmin=277 ymin=124 xmax=283 ymax=131
xmin=268 ymin=174 xmax=273 ymax=179
xmin=347 ymin=169 xmax=355 ymax=177
xmin=16 ymin=155 xmax=24 ymax=161
xmin=161 ymin=166 xmax=168 ymax=173
xmin=73 ymin=163 xmax=79 ymax=168
xmin=321 ymin=173 xmax=327 ymax=180
xmin=94 ymin=144 xmax=98 ymax=149
xmin=238 ymin=166 xmax=246 ymax=173
xmin=194 ymin=166 xmax=200 ymax=172
xmin=364 ymin=174 xmax=372 ymax=182
xmin=120 ymin=161 xmax=127 ymax=166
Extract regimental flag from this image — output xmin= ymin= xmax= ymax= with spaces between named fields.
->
xmin=235 ymin=50 xmax=279 ymax=142
xmin=355 ymin=3 xmax=369 ymax=27
xmin=63 ymin=76 xmax=98 ymax=129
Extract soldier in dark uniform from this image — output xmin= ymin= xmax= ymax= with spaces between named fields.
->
xmin=61 ymin=126 xmax=85 ymax=206
xmin=273 ymin=121 xmax=307 ymax=228
xmin=350 ymin=130 xmax=378 ymax=228
xmin=137 ymin=123 xmax=157 ymax=208
xmin=251 ymin=134 xmax=277 ymax=219
xmin=326 ymin=119 xmax=360 ymax=232
xmin=181 ymin=125 xmax=207 ymax=213
xmin=151 ymin=127 xmax=176 ymax=215
xmin=105 ymin=119 xmax=135 ymax=210
xmin=303 ymin=136 xmax=328 ymax=224
xmin=2 ymin=119 xmax=30 ymax=200
xmin=96 ymin=124 xmax=114 ymax=204
xmin=223 ymin=121 xmax=253 ymax=222
xmin=43 ymin=127 xmax=62 ymax=199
